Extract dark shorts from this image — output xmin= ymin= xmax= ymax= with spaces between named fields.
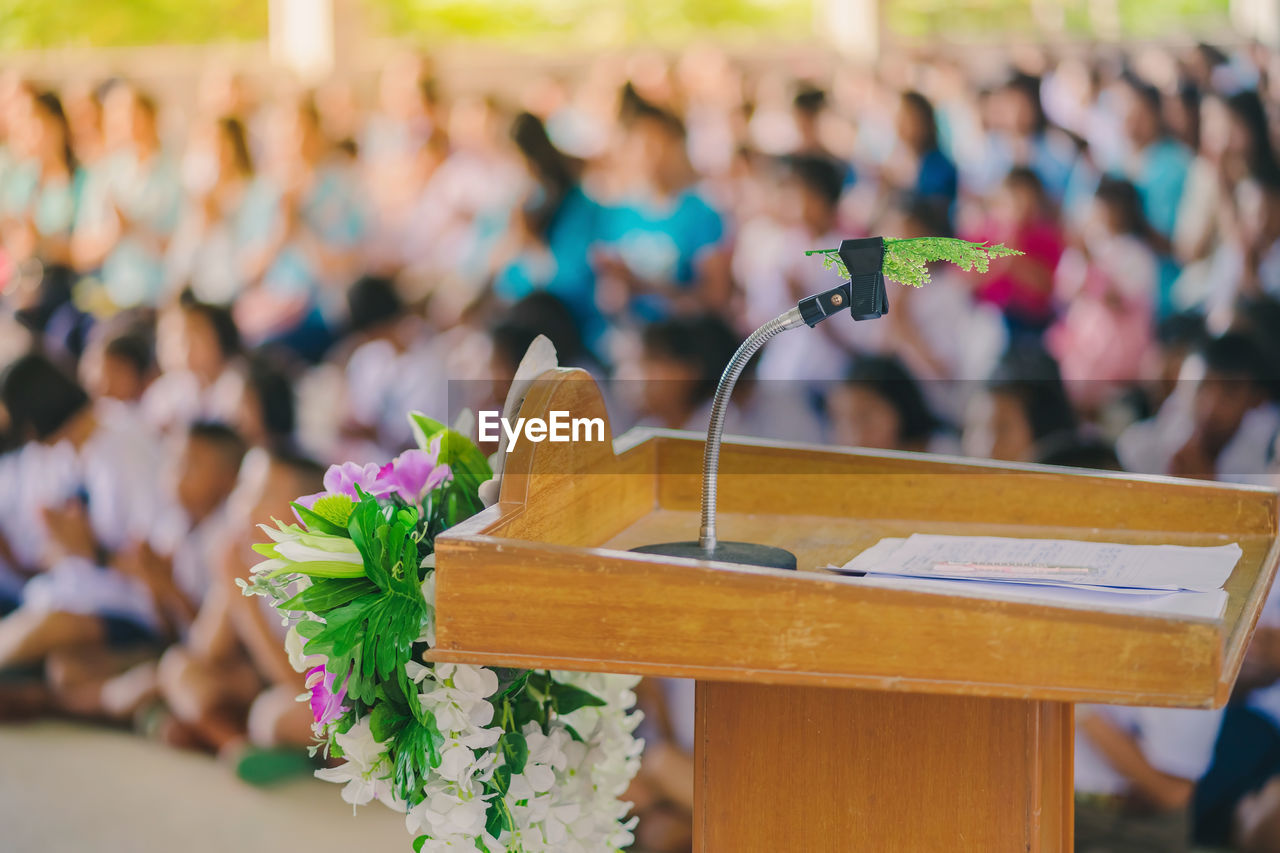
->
xmin=101 ymin=615 xmax=159 ymax=650
xmin=1193 ymin=704 xmax=1280 ymax=845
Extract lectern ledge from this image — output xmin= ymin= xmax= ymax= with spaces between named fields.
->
xmin=432 ymin=367 xmax=1280 ymax=852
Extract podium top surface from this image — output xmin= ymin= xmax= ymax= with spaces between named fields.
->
xmin=433 ymin=369 xmax=1280 ymax=708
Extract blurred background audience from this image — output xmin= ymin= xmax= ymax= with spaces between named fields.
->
xmin=4 ymin=3 xmax=1280 ymax=850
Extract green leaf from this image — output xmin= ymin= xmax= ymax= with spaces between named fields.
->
xmin=413 ymin=836 xmax=428 ymax=853
xmin=563 ymin=723 xmax=584 ymax=743
xmin=279 ymin=577 xmax=378 ymax=613
xmin=296 ymin=620 xmax=323 ymax=639
xmin=549 ymin=682 xmax=607 ymax=715
xmin=410 ymin=413 xmax=493 ymax=490
xmin=290 ymin=501 xmax=350 ymax=537
xmin=370 ymin=701 xmax=410 ymax=743
xmin=498 ymin=730 xmax=528 ymax=774
xmin=497 ymin=669 xmax=530 ymax=698
xmin=392 ymin=714 xmax=445 ymax=806
xmin=492 ymin=764 xmax=511 ymax=795
xmin=807 ymin=238 xmax=1022 ymax=289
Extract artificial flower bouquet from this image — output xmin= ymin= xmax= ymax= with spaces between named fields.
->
xmin=241 ymin=414 xmax=644 ymax=853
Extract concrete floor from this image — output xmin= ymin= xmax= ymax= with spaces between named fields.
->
xmin=0 ymin=721 xmax=412 ymax=853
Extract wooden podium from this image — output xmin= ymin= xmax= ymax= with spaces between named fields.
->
xmin=432 ymin=369 xmax=1280 ymax=852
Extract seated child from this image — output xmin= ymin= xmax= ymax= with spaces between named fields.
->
xmin=962 ymin=345 xmax=1078 ymax=462
xmin=1075 ymin=703 xmax=1224 ymax=853
xmin=0 ymin=353 xmax=165 ymax=716
xmin=155 ymin=447 xmax=324 ymax=779
xmin=1120 ymin=333 xmax=1280 ymax=485
xmin=58 ymin=421 xmax=247 ymax=719
xmin=827 ymin=355 xmax=951 ymax=453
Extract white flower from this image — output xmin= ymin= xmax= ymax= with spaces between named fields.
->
xmin=284 ymin=623 xmax=324 ymax=673
xmin=314 ymin=718 xmax=395 ymax=809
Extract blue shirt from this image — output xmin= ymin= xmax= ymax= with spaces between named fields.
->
xmin=495 ymin=185 xmax=606 ymax=351
xmin=597 ymin=188 xmax=725 ymax=321
xmin=1129 ymin=138 xmax=1191 ymax=240
xmin=916 ymin=148 xmax=958 ymax=203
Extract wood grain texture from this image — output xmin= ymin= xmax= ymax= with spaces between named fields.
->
xmin=695 ymin=683 xmax=1073 ymax=852
xmin=432 ymin=370 xmax=1280 ymax=707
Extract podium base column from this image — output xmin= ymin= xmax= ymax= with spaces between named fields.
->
xmin=695 ymin=682 xmax=1073 ymax=852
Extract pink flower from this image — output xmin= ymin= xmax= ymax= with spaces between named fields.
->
xmin=305 ymin=664 xmax=348 ymax=727
xmin=374 ymin=448 xmax=452 ymax=504
xmin=297 ymin=445 xmax=451 ymax=513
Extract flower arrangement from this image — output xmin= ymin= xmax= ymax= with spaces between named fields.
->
xmin=241 ymin=413 xmax=644 ymax=852
xmin=806 ymin=237 xmax=1022 ymax=288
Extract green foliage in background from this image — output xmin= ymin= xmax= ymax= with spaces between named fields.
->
xmin=886 ymin=0 xmax=1231 ymax=40
xmin=370 ymin=0 xmax=813 ymax=47
xmin=0 ymin=0 xmax=1237 ymax=51
xmin=0 ymin=0 xmax=267 ymax=50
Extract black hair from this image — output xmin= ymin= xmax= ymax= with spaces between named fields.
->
xmin=781 ymin=153 xmax=844 ymax=209
xmin=242 ymin=352 xmax=296 ymax=445
xmin=510 ymin=111 xmax=580 ymax=239
xmin=899 ymin=90 xmax=940 ymax=152
xmin=218 ymin=115 xmax=254 ymax=176
xmin=630 ymin=99 xmax=686 ymax=139
xmin=103 ymin=328 xmax=155 ymax=379
xmin=33 ymin=90 xmax=76 ymax=175
xmin=844 ymin=355 xmax=940 ymax=445
xmin=187 ymin=420 xmax=248 ymax=471
xmin=1002 ymin=72 xmax=1048 ymax=134
xmin=1200 ymin=332 xmax=1277 ymax=388
xmin=1156 ymin=312 xmax=1209 ymax=349
xmin=490 ymin=292 xmax=587 ymax=372
xmin=269 ymin=446 xmax=326 ymax=493
xmin=0 ymin=352 xmax=90 ymax=441
xmin=1004 ymin=165 xmax=1047 ymax=200
xmin=1195 ymin=43 xmax=1229 ymax=70
xmin=1094 ymin=176 xmax=1159 ymax=246
xmin=346 ymin=275 xmax=403 ymax=334
xmin=641 ymin=314 xmax=742 ymax=405
xmin=987 ymin=345 xmax=1077 ymax=444
xmin=177 ymin=290 xmax=241 ymax=359
xmin=901 ymin=195 xmax=954 ymax=239
xmin=793 ymin=84 xmax=828 ymax=116
xmin=1035 ymin=436 xmax=1122 ymax=471
xmin=1223 ymin=90 xmax=1280 ymax=185
xmin=1124 ymin=75 xmax=1164 ymax=122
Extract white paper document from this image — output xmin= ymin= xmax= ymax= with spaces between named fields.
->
xmin=843 ymin=574 xmax=1229 ymax=620
xmin=834 ymin=534 xmax=1242 ymax=593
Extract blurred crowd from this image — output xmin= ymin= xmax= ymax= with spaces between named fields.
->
xmin=4 ymin=39 xmax=1280 ymax=852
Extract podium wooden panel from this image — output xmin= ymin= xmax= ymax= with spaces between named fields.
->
xmin=432 ymin=369 xmax=1280 ymax=851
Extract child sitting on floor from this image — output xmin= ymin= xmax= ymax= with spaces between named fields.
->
xmin=0 ymin=352 xmax=165 ymax=717
xmin=154 ymin=446 xmax=325 ymax=782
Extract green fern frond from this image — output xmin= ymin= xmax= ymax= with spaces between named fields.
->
xmin=806 ymin=238 xmax=1021 ymax=288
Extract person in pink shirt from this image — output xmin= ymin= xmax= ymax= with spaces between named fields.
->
xmin=1048 ymin=177 xmax=1159 ymax=412
xmin=971 ymin=166 xmax=1066 ymax=340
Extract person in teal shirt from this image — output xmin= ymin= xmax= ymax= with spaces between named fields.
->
xmin=1114 ymin=78 xmax=1191 ymax=240
xmin=593 ymin=102 xmax=730 ymax=324
xmin=492 ymin=113 xmax=606 ymax=354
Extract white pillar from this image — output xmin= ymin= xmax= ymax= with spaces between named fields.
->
xmin=819 ymin=0 xmax=882 ymax=62
xmin=1232 ymin=0 xmax=1280 ymax=47
xmin=269 ymin=0 xmax=340 ymax=81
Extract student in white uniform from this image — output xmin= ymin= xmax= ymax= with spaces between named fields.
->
xmin=1195 ymin=582 xmax=1280 ymax=851
xmin=1075 ymin=703 xmax=1224 ymax=852
xmin=0 ymin=354 xmax=165 ymax=676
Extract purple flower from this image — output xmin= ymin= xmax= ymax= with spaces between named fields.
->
xmin=323 ymin=462 xmax=386 ymax=499
xmin=375 ymin=448 xmax=452 ymax=504
xmin=296 ymin=461 xmax=389 ymax=512
xmin=305 ymin=664 xmax=348 ymax=727
xmin=296 ymin=443 xmax=451 ymax=515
